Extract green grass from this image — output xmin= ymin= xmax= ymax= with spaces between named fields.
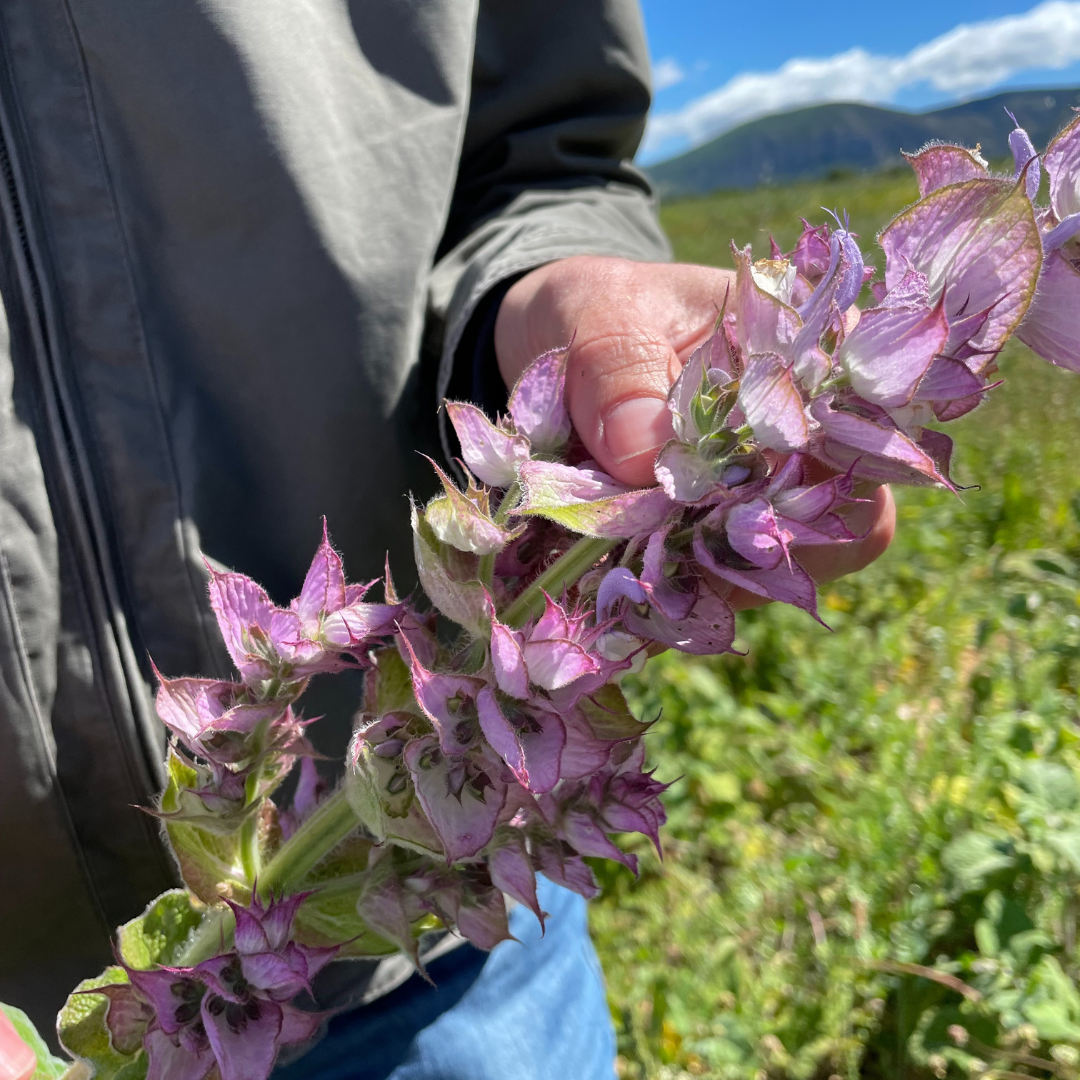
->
xmin=590 ymin=173 xmax=1080 ymax=1079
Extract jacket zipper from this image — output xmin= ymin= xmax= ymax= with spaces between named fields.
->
xmin=0 ymin=55 xmax=166 ymax=812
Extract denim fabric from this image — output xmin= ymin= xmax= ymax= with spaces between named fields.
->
xmin=273 ymin=879 xmax=616 ymax=1080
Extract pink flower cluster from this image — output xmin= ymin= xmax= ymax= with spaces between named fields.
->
xmin=66 ymin=112 xmax=1080 ymax=1080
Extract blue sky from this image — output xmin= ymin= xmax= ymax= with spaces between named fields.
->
xmin=639 ymin=0 xmax=1080 ymax=162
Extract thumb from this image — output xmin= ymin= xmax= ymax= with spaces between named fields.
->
xmin=566 ymin=327 xmax=681 ymax=488
xmin=0 ymin=1011 xmax=36 ymax=1080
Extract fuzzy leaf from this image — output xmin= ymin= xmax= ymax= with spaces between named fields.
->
xmin=58 ymin=969 xmax=147 ymax=1080
xmin=517 ymin=461 xmax=674 ymax=538
xmin=411 ymin=505 xmax=487 ymax=635
xmin=117 ymin=891 xmax=204 ymax=971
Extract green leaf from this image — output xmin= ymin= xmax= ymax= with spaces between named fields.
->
xmin=293 ymin=887 xmax=402 ymax=959
xmin=165 ymin=819 xmax=242 ymax=905
xmin=411 ymin=505 xmax=487 ymax=635
xmin=941 ymin=832 xmax=1015 ymax=892
xmin=57 ymin=970 xmax=147 ymax=1080
xmin=117 ymin=890 xmax=204 ymax=970
xmin=0 ymin=1003 xmax=69 ymax=1079
xmin=576 ymin=683 xmax=651 ymax=742
xmin=367 ymin=647 xmax=417 ymax=715
xmin=1017 ymin=760 xmax=1080 ymax=811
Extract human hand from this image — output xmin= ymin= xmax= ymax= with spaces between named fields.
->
xmin=493 ymin=256 xmax=895 ymax=606
xmin=0 ymin=1011 xmax=36 ymax=1080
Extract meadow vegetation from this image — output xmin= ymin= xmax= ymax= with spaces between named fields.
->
xmin=590 ymin=171 xmax=1080 ymax=1079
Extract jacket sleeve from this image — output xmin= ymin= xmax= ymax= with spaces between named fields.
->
xmin=428 ymin=0 xmax=672 ymax=407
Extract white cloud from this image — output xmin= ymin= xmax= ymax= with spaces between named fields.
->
xmin=644 ymin=0 xmax=1080 ymax=157
xmin=652 ymin=56 xmax=686 ymax=92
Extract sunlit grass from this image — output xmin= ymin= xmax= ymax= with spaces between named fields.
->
xmin=591 ymin=176 xmax=1080 ymax=1079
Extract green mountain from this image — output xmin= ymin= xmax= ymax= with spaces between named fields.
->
xmin=646 ymin=87 xmax=1080 ymax=199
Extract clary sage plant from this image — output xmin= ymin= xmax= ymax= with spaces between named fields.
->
xmin=7 ymin=113 xmax=1080 ymax=1080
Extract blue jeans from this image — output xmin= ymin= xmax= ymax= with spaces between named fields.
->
xmin=273 ymin=878 xmax=617 ymax=1079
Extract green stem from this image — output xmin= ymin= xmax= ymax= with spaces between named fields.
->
xmin=239 ymin=813 xmax=261 ymax=883
xmin=500 ymin=535 xmax=620 ymax=628
xmin=478 ymin=482 xmax=521 ymax=587
xmin=257 ymin=787 xmax=360 ymax=899
xmin=177 ymin=788 xmax=361 ymax=965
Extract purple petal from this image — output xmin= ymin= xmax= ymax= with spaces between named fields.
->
xmin=405 ymin=648 xmax=485 ymax=755
xmin=194 ymin=955 xmax=248 ymax=1004
xmin=82 ymin=984 xmax=151 ymax=1056
xmin=880 ymin=177 xmax=1042 ymax=357
xmin=694 ymin=531 xmax=821 ymax=619
xmin=559 ymin=710 xmax=618 ymax=778
xmin=1046 ymin=114 xmax=1080 ymax=221
xmin=903 ymin=143 xmax=988 ymax=198
xmin=596 ymin=567 xmax=648 ymax=622
xmin=521 ymin=635 xmax=599 ymax=692
xmin=535 ymin=845 xmax=600 ymax=899
xmin=640 ymin=529 xmax=696 ymax=621
xmin=201 ymin=993 xmax=282 ymax=1080
xmin=125 ymin=969 xmax=202 ymax=1037
xmin=454 ymin=894 xmax=512 ymax=951
xmin=654 ymin=440 xmax=724 ymax=503
xmin=560 ymin=811 xmax=638 ymax=872
xmin=667 ymin=340 xmax=708 ymax=441
xmin=488 ymin=615 xmax=529 ymax=700
xmin=487 ymin=830 xmax=543 ymax=926
xmin=788 ymin=219 xmax=832 ymax=281
xmin=250 ymin=894 xmax=307 ymax=952
xmin=238 ymin=952 xmax=309 ymax=1000
xmin=1018 ymin=249 xmax=1080 ymax=371
xmin=834 ymin=228 xmax=865 ymax=311
xmin=916 ymin=355 xmax=986 ymax=402
xmin=517 ymin=460 xmax=675 ymax=538
xmin=445 ymin=401 xmax=531 ymax=488
xmin=725 ymin=499 xmax=792 ymax=571
xmin=623 ymin=584 xmax=735 ymax=655
xmin=738 ymin=353 xmax=809 ymax=452
xmin=144 ymin=1028 xmax=216 ymax=1080
xmin=508 ymin=346 xmax=571 ymax=453
xmin=277 ymin=1004 xmax=323 ymax=1046
xmin=476 ymin=688 xmax=565 ymax=794
xmin=228 ymin=902 xmax=271 ymax=956
xmin=809 ymin=395 xmax=949 ymax=486
xmin=403 ymin=737 xmax=506 ymax=861
xmin=880 ymin=269 xmax=930 ymax=309
xmin=321 ymin=601 xmax=403 ymax=649
xmin=733 ymin=246 xmax=800 ymax=356
xmin=356 ymin=868 xmax=424 ymax=969
xmin=206 ymin=569 xmax=277 ymax=682
xmin=1006 ymin=115 xmax=1041 ymax=202
xmin=1044 ymin=211 xmax=1080 ymax=252
xmin=293 ymin=521 xmax=346 ymax=625
xmin=839 ymin=298 xmax=950 ymax=408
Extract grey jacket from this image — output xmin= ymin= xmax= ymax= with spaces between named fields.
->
xmin=0 ymin=0 xmax=670 ymax=1034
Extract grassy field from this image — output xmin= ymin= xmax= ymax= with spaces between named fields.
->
xmin=589 ymin=172 xmax=1080 ymax=1079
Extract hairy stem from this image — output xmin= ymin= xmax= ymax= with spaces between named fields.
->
xmin=178 ymin=787 xmax=361 ymax=965
xmin=500 ymin=535 xmax=620 ymax=628
xmin=478 ymin=482 xmax=521 ymax=587
xmin=239 ymin=812 xmax=261 ymax=883
xmin=258 ymin=787 xmax=360 ymax=899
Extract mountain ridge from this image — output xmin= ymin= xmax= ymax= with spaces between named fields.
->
xmin=645 ymin=88 xmax=1080 ymax=199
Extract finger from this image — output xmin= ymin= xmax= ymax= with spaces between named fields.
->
xmin=0 ymin=1011 xmax=37 ymax=1080
xmin=565 ymin=326 xmax=682 ymax=487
